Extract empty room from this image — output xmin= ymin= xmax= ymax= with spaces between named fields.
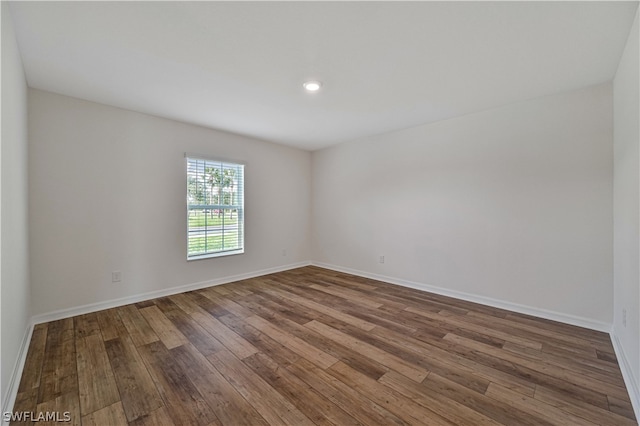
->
xmin=2 ymin=1 xmax=640 ymax=425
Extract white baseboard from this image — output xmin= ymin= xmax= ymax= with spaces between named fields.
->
xmin=610 ymin=333 xmax=640 ymax=421
xmin=311 ymin=261 xmax=611 ymax=333
xmin=31 ymin=261 xmax=311 ymax=325
xmin=1 ymin=323 xmax=34 ymax=426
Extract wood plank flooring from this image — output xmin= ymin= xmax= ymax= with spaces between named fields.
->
xmin=11 ymin=266 xmax=637 ymax=425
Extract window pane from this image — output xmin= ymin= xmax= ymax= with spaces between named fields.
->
xmin=187 ymin=157 xmax=244 ymax=259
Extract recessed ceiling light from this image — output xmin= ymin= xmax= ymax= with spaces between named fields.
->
xmin=303 ymin=81 xmax=322 ymax=92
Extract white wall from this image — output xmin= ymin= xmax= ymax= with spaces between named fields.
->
xmin=312 ymin=83 xmax=613 ymax=326
xmin=1 ymin=2 xmax=30 ymax=411
xmin=613 ymin=8 xmax=640 ymax=413
xmin=28 ymin=89 xmax=311 ymax=316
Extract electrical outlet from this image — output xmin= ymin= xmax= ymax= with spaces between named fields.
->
xmin=112 ymin=271 xmax=122 ymax=283
xmin=282 ymin=249 xmax=287 ymax=257
xmin=379 ymin=255 xmax=385 ymax=264
xmin=623 ymin=308 xmax=627 ymax=327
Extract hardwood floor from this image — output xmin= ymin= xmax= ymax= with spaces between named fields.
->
xmin=11 ymin=266 xmax=637 ymax=425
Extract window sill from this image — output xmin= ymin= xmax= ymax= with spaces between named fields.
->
xmin=187 ymin=249 xmax=244 ymax=261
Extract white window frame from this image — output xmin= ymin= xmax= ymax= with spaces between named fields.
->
xmin=186 ymin=154 xmax=245 ymax=260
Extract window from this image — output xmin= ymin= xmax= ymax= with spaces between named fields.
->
xmin=186 ymin=156 xmax=244 ymax=259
